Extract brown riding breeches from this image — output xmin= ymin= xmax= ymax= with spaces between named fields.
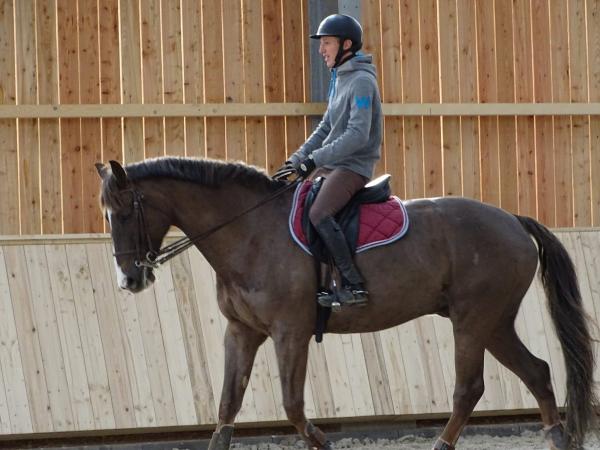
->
xmin=308 ymin=168 xmax=368 ymax=226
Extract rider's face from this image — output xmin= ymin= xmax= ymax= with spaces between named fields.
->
xmin=319 ymin=36 xmax=341 ymax=69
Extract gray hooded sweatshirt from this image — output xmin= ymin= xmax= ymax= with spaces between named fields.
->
xmin=289 ymin=54 xmax=382 ymax=180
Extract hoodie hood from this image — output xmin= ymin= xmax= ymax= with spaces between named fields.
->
xmin=336 ymin=53 xmax=377 ymax=78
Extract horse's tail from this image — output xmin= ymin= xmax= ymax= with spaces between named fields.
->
xmin=515 ymin=214 xmax=597 ymax=447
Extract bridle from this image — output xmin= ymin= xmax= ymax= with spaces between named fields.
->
xmin=111 ymin=177 xmax=301 ymax=269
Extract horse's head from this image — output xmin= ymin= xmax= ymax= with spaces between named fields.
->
xmin=96 ymin=160 xmax=170 ymax=293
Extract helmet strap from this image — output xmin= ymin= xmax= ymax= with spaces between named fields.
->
xmin=333 ymin=38 xmax=355 ymax=68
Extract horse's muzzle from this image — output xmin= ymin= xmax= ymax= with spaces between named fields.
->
xmin=122 ymin=267 xmax=155 ymax=293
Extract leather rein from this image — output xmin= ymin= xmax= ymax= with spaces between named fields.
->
xmin=112 ymin=177 xmax=301 ymax=269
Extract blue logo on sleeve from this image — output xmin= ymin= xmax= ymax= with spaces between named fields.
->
xmin=355 ymin=95 xmax=371 ymax=109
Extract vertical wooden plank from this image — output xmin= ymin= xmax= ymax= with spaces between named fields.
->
xmin=495 ymin=0 xmax=518 ymax=214
xmin=550 ymin=1 xmax=573 ymax=227
xmin=162 ymin=0 xmax=185 ymax=156
xmin=589 ymin=0 xmax=600 ymax=226
xmin=340 ymin=334 xmax=372 ymax=416
xmin=45 ymin=244 xmax=95 ymax=430
xmin=66 ymin=244 xmax=115 ymax=429
xmin=531 ymin=0 xmax=554 ymax=226
xmin=362 ymin=0 xmax=385 ymax=177
xmin=24 ymin=246 xmax=74 ymax=430
xmin=476 ymin=0 xmax=500 ymax=207
xmin=397 ymin=321 xmax=430 ymax=412
xmin=378 ymin=327 xmax=412 ymax=414
xmin=569 ymin=0 xmax=591 ymax=227
xmin=323 ymin=335 xmax=356 ymax=416
xmin=420 ymin=0 xmax=443 ymax=198
xmin=416 ymin=317 xmax=450 ymax=413
xmin=457 ymin=0 xmax=480 ymax=201
xmin=16 ymin=0 xmax=41 ymax=234
xmin=104 ymin=258 xmax=157 ymax=428
xmin=380 ymin=0 xmax=405 ymax=197
xmin=181 ymin=0 xmax=205 ymax=158
xmin=243 ymin=0 xmax=266 ymax=168
xmin=432 ymin=316 xmax=456 ymax=409
xmin=282 ymin=1 xmax=306 ymax=161
xmin=0 ymin=0 xmax=19 ymax=234
xmin=141 ymin=0 xmax=165 ymax=159
xmin=188 ymin=250 xmax=225 ymax=420
xmin=37 ymin=0 xmax=62 ymax=234
xmin=188 ymin=247 xmax=222 ymax=421
xmin=58 ymin=0 xmax=83 ymax=233
xmin=249 ymin=345 xmax=278 ymax=421
xmin=79 ymin=0 xmax=103 ymax=233
xmin=0 ymin=247 xmax=32 ymax=433
xmin=171 ymin=252 xmax=218 ymax=423
xmin=360 ymin=333 xmax=393 ymax=415
xmin=86 ymin=244 xmax=137 ymax=428
xmin=99 ymin=0 xmax=123 ymax=165
xmin=120 ymin=0 xmax=144 ymax=163
xmin=306 ymin=340 xmax=335 ymax=417
xmin=134 ymin=286 xmax=178 ymax=426
xmin=439 ymin=0 xmax=462 ymax=197
xmin=152 ymin=262 xmax=197 ymax=425
xmin=223 ymin=0 xmax=246 ymax=162
xmin=263 ymin=0 xmax=286 ymax=172
xmin=4 ymin=246 xmax=53 ymax=432
xmin=203 ymin=0 xmax=226 ymax=160
xmin=400 ymin=0 xmax=424 ymax=199
xmin=513 ymin=0 xmax=536 ymax=219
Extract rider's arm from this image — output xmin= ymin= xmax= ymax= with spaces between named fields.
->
xmin=288 ymin=110 xmax=331 ymax=167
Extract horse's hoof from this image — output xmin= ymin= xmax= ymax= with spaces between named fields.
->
xmin=208 ymin=424 xmax=234 ymax=450
xmin=544 ymin=423 xmax=567 ymax=450
xmin=432 ymin=437 xmax=455 ymax=450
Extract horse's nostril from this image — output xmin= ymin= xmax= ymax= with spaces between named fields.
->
xmin=126 ymin=277 xmax=136 ymax=287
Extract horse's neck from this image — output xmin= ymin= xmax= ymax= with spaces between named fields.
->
xmin=168 ymin=180 xmax=287 ymax=275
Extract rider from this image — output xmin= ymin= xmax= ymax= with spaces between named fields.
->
xmin=274 ymin=14 xmax=382 ymax=307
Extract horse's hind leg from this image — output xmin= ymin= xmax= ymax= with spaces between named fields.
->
xmin=208 ymin=320 xmax=266 ymax=450
xmin=273 ymin=332 xmax=331 ymax=450
xmin=487 ymin=324 xmax=565 ymax=450
xmin=434 ymin=331 xmax=486 ymax=449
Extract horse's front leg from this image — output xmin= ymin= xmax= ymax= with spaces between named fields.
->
xmin=208 ymin=320 xmax=266 ymax=450
xmin=273 ymin=331 xmax=332 ymax=450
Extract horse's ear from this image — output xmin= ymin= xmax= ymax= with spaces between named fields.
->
xmin=95 ymin=162 xmax=108 ymax=179
xmin=109 ymin=160 xmax=129 ymax=189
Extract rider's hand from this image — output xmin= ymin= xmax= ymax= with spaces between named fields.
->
xmin=297 ymin=154 xmax=316 ymax=179
xmin=272 ymin=160 xmax=296 ymax=181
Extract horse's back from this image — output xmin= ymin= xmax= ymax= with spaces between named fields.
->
xmin=328 ymin=196 xmax=539 ymax=333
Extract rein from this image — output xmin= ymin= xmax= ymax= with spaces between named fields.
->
xmin=114 ymin=177 xmax=301 ymax=269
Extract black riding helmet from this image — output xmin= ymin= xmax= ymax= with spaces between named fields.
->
xmin=310 ymin=14 xmax=363 ymax=67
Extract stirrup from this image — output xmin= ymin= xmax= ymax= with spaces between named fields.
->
xmin=341 ymin=285 xmax=369 ymax=306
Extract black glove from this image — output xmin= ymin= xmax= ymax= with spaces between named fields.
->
xmin=272 ymin=160 xmax=296 ymax=181
xmin=297 ymin=154 xmax=316 ymax=179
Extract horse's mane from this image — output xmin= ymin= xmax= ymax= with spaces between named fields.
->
xmin=101 ymin=156 xmax=283 ymax=209
xmin=126 ymin=156 xmax=280 ymax=187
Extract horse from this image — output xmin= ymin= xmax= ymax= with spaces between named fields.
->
xmin=95 ymin=156 xmax=596 ymax=450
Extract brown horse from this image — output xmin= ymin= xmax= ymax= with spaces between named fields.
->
xmin=96 ymin=157 xmax=596 ymax=450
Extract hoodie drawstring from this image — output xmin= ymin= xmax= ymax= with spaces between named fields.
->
xmin=327 ymin=68 xmax=337 ymax=101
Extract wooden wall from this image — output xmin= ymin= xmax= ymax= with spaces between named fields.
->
xmin=0 ymin=229 xmax=598 ymax=435
xmin=0 ymin=0 xmax=599 ymax=236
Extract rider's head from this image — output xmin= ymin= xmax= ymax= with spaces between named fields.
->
xmin=310 ymin=14 xmax=363 ymax=69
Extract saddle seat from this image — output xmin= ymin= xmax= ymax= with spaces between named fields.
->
xmin=289 ymin=174 xmax=409 ymax=263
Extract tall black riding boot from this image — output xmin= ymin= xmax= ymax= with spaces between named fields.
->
xmin=314 ymin=216 xmax=368 ymax=307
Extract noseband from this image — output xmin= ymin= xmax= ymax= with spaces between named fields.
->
xmin=111 ymin=178 xmax=300 ymax=269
